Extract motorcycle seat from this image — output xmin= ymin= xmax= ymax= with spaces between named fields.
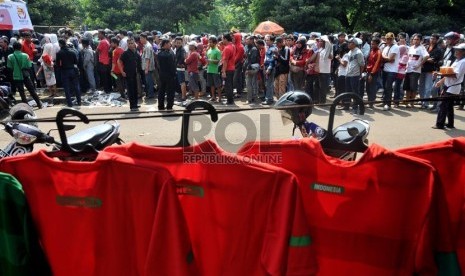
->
xmin=333 ymin=120 xmax=368 ymax=144
xmin=67 ymin=124 xmax=115 ymax=151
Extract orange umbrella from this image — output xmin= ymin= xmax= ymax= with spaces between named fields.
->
xmin=254 ymin=21 xmax=285 ymax=35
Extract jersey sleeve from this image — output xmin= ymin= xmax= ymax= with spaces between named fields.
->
xmin=0 ymin=172 xmax=51 ymax=276
xmin=261 ymin=172 xmax=318 ymax=275
xmin=415 ymin=167 xmax=460 ymax=275
xmin=145 ymin=176 xmax=199 ymax=276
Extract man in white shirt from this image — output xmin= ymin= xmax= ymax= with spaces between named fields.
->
xmin=433 ymin=43 xmax=465 ymax=129
xmin=380 ymin=32 xmax=399 ymax=110
xmin=404 ymin=34 xmax=429 ymax=108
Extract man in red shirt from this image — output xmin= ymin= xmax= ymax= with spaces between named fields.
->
xmin=185 ymin=41 xmax=201 ymax=100
xmin=366 ymin=37 xmax=383 ymax=108
xmin=233 ymin=32 xmax=245 ymax=97
xmin=20 ymin=32 xmax=37 ymax=87
xmin=97 ymin=30 xmax=112 ymax=93
xmin=221 ymin=33 xmax=236 ymax=105
xmin=111 ymin=37 xmax=126 ymax=99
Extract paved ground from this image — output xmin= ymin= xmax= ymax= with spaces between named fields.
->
xmin=1 ymin=88 xmax=463 ymax=154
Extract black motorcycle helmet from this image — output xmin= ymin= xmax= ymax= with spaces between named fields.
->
xmin=274 ymin=91 xmax=313 ymax=131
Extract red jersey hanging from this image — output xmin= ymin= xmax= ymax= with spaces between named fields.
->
xmin=238 ymin=138 xmax=440 ymax=275
xmin=104 ymin=140 xmax=318 ymax=276
xmin=0 ymin=151 xmax=196 ymax=276
xmin=398 ymin=138 xmax=465 ymax=273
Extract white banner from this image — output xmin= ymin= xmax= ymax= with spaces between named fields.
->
xmin=0 ymin=1 xmax=33 ymax=31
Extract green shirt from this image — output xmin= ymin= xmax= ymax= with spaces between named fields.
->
xmin=7 ymin=51 xmax=32 ymax=81
xmin=0 ymin=173 xmax=51 ymax=275
xmin=206 ymin=47 xmax=222 ymax=74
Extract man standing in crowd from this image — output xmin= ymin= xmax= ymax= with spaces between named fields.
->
xmin=366 ymin=37 xmax=383 ymax=108
xmin=404 ymin=34 xmax=429 ymax=108
xmin=274 ymin=36 xmax=290 ymax=99
xmin=7 ymin=42 xmax=42 ymax=108
xmin=206 ymin=35 xmax=222 ymax=102
xmin=433 ymin=43 xmax=465 ymax=129
xmin=80 ymin=39 xmax=96 ymax=94
xmin=0 ymin=37 xmax=14 ymax=92
xmin=140 ymin=32 xmax=155 ymax=100
xmin=118 ymin=38 xmax=142 ymax=112
xmin=344 ymin=38 xmax=365 ymax=110
xmin=221 ymin=33 xmax=236 ymax=105
xmin=380 ymin=32 xmax=399 ymax=111
xmin=157 ymin=38 xmax=176 ymax=110
xmin=420 ymin=33 xmax=442 ymax=110
xmin=97 ymin=30 xmax=112 ymax=93
xmin=233 ymin=32 xmax=245 ymax=98
xmin=243 ymin=35 xmax=260 ymax=104
xmin=55 ymin=39 xmax=81 ymax=108
xmin=185 ymin=41 xmax=201 ymax=100
xmin=285 ymin=34 xmax=296 ymax=92
xmin=262 ymin=35 xmax=277 ymax=105
xmin=174 ymin=36 xmax=187 ymax=103
xmin=20 ymin=32 xmax=37 ymax=88
xmin=110 ymin=37 xmax=126 ymax=99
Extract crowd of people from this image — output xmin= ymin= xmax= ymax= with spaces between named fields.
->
xmin=0 ymin=28 xmax=464 ymax=127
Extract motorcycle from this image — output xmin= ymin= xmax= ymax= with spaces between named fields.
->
xmin=277 ymin=92 xmax=370 ymax=161
xmin=0 ymin=105 xmax=122 ymax=158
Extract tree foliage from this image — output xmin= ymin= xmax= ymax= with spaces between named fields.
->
xmin=137 ymin=0 xmax=215 ymax=31
xmin=24 ymin=0 xmax=465 ymax=35
xmin=28 ymin=0 xmax=79 ymax=26
xmin=257 ymin=0 xmax=465 ymax=35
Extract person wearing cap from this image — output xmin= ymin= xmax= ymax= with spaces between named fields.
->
xmin=380 ymin=32 xmax=400 ymax=111
xmin=419 ymin=33 xmax=443 ymax=111
xmin=344 ymin=38 xmax=365 ymax=110
xmin=185 ymin=40 xmax=201 ymax=101
xmin=317 ymin=35 xmax=334 ymax=104
xmin=432 ymin=43 xmax=465 ymax=129
xmin=243 ymin=35 xmax=259 ymax=104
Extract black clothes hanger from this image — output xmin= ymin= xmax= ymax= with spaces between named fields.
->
xmin=319 ymin=93 xmax=368 ymax=153
xmin=46 ymin=108 xmax=99 ymax=159
xmin=175 ymin=100 xmax=218 ymax=147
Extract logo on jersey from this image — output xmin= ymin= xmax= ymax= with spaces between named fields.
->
xmin=56 ymin=196 xmax=103 ymax=208
xmin=177 ymin=184 xmax=204 ymax=197
xmin=311 ymin=183 xmax=345 ymax=195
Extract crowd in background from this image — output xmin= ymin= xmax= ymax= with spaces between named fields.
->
xmin=0 ymin=28 xmax=464 ymax=118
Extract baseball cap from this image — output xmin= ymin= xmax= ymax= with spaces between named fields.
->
xmin=453 ymin=43 xmax=465 ymax=50
xmin=348 ymin=37 xmax=359 ymax=46
xmin=385 ymin=32 xmax=395 ymax=39
xmin=188 ymin=41 xmax=197 ymax=47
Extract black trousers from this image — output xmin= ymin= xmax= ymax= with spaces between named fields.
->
xmin=126 ymin=76 xmax=138 ymax=109
xmin=224 ymin=71 xmax=235 ymax=103
xmin=13 ymin=77 xmax=41 ymax=107
xmin=98 ymin=62 xmax=111 ymax=92
xmin=158 ymin=75 xmax=175 ymax=109
xmin=305 ymin=74 xmax=319 ymax=103
xmin=436 ymin=92 xmax=455 ymax=127
xmin=234 ymin=62 xmax=244 ymax=95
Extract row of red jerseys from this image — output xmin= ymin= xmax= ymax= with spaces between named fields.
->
xmin=0 ymin=138 xmax=463 ymax=275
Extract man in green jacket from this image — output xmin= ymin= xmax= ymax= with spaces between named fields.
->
xmin=7 ymin=42 xmax=42 ymax=109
